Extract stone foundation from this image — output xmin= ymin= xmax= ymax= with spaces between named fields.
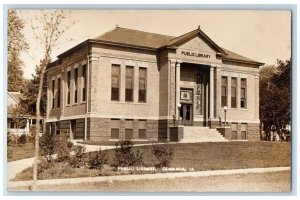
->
xmin=247 ymin=123 xmax=260 ymax=141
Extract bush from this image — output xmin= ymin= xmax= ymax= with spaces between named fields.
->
xmin=69 ymin=145 xmax=86 ymax=168
xmin=39 ymin=132 xmax=55 ymax=158
xmin=18 ymin=133 xmax=27 ymax=144
xmin=28 ymin=126 xmax=37 ymax=143
xmin=7 ymin=132 xmax=17 ymax=145
xmin=38 ymin=157 xmax=54 ymax=173
xmin=114 ymin=140 xmax=144 ymax=167
xmin=85 ymin=149 xmax=108 ymax=171
xmin=54 ymin=134 xmax=72 ymax=162
xmin=152 ymin=144 xmax=175 ymax=167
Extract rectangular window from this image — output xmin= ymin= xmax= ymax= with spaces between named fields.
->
xmin=82 ymin=64 xmax=87 ymax=102
xmin=221 ymin=76 xmax=227 ymax=107
xmin=51 ymin=79 xmax=55 ymax=109
xmin=125 ymin=66 xmax=134 ymax=102
xmin=231 ymin=77 xmax=237 ymax=108
xmin=138 ymin=67 xmax=147 ymax=103
xmin=74 ymin=68 xmax=78 ymax=103
xmin=67 ymin=71 xmax=71 ymax=105
xmin=241 ymin=78 xmax=247 ymax=108
xmin=138 ymin=120 xmax=147 ymax=139
xmin=111 ymin=64 xmax=120 ymax=101
xmin=111 ymin=119 xmax=120 ymax=139
xmin=241 ymin=123 xmax=248 ymax=140
xmin=231 ymin=123 xmax=238 ymax=140
xmin=57 ymin=78 xmax=61 ymax=108
xmin=125 ymin=119 xmax=133 ymax=139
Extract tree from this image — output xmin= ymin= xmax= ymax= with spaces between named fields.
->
xmin=259 ymin=59 xmax=291 ymax=141
xmin=19 ymin=64 xmax=48 ymax=118
xmin=30 ymin=10 xmax=74 ymax=190
xmin=7 ymin=10 xmax=28 ymax=92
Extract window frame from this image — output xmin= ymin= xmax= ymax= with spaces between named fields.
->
xmin=240 ymin=78 xmax=247 ymax=108
xmin=82 ymin=64 xmax=87 ymax=102
xmin=125 ymin=66 xmax=134 ymax=102
xmin=51 ymin=79 xmax=55 ymax=109
xmin=111 ymin=64 xmax=120 ymax=101
xmin=74 ymin=68 xmax=78 ymax=104
xmin=221 ymin=76 xmax=228 ymax=107
xmin=57 ymin=78 xmax=61 ymax=108
xmin=138 ymin=67 xmax=147 ymax=103
xmin=231 ymin=77 xmax=237 ymax=108
xmin=67 ymin=70 xmax=71 ymax=105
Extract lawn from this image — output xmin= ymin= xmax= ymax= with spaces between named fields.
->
xmin=7 ymin=143 xmax=34 ymax=162
xmin=12 ymin=171 xmax=291 ymax=192
xmin=13 ymin=141 xmax=291 ymax=181
xmin=78 ymin=140 xmax=162 ymax=146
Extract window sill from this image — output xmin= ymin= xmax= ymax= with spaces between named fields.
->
xmin=110 ymin=101 xmax=148 ymax=105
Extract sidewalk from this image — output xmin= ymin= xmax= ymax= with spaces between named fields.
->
xmin=7 ymin=142 xmax=161 ymax=181
xmin=7 ymin=143 xmax=115 ymax=182
xmin=8 ymin=166 xmax=290 ymax=189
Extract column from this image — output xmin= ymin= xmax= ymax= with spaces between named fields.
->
xmin=237 ymin=77 xmax=241 ymax=109
xmin=88 ymin=54 xmax=100 ymax=113
xmin=215 ymin=65 xmax=221 ymax=118
xmin=255 ymin=74 xmax=260 ymax=121
xmin=175 ymin=62 xmax=181 ymax=119
xmin=169 ymin=60 xmax=176 ymax=117
xmin=209 ymin=66 xmax=214 ymax=119
xmin=227 ymin=75 xmax=231 ymax=108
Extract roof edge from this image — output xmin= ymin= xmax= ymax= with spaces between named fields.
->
xmin=167 ymin=28 xmax=227 ymax=55
xmin=222 ymin=57 xmax=265 ymax=66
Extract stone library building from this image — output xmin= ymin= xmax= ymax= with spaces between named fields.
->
xmin=46 ymin=26 xmax=263 ymax=142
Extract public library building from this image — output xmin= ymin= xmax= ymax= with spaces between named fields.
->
xmin=46 ymin=26 xmax=264 ymax=142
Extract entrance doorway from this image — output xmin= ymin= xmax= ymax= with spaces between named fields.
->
xmin=180 ymin=104 xmax=193 ymax=125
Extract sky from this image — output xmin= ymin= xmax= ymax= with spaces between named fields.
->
xmin=17 ymin=10 xmax=291 ymax=79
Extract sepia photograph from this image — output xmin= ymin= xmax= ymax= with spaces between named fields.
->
xmin=5 ymin=8 xmax=292 ymax=193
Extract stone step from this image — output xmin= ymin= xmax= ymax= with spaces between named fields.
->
xmin=181 ymin=126 xmax=228 ymax=143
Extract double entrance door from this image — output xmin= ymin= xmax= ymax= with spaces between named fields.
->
xmin=180 ymin=104 xmax=193 ymax=126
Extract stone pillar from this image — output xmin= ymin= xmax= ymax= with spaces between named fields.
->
xmin=255 ymin=74 xmax=260 ymax=121
xmin=215 ymin=65 xmax=221 ymax=118
xmin=209 ymin=66 xmax=214 ymax=119
xmin=88 ymin=54 xmax=100 ymax=113
xmin=169 ymin=60 xmax=176 ymax=117
xmin=175 ymin=62 xmax=181 ymax=119
xmin=237 ymin=77 xmax=241 ymax=109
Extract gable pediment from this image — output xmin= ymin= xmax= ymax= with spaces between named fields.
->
xmin=175 ymin=35 xmax=219 ymax=62
xmin=178 ymin=36 xmax=216 ymax=54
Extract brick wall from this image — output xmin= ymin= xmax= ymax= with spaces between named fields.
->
xmin=89 ymin=118 xmax=110 ymax=141
xmin=247 ymin=123 xmax=260 ymax=141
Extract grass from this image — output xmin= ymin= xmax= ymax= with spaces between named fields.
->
xmin=11 ymin=171 xmax=291 ymax=192
xmin=13 ymin=141 xmax=291 ymax=181
xmin=78 ymin=140 xmax=162 ymax=146
xmin=7 ymin=143 xmax=34 ymax=162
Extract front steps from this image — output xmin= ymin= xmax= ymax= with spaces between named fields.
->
xmin=180 ymin=126 xmax=228 ymax=143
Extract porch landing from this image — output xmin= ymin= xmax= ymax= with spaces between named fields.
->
xmin=180 ymin=126 xmax=228 ymax=143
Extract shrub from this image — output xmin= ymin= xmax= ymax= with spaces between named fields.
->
xmin=54 ymin=134 xmax=72 ymax=162
xmin=85 ymin=149 xmax=108 ymax=171
xmin=69 ymin=145 xmax=86 ymax=168
xmin=38 ymin=157 xmax=54 ymax=173
xmin=7 ymin=132 xmax=17 ymax=145
xmin=39 ymin=132 xmax=55 ymax=158
xmin=28 ymin=126 xmax=37 ymax=143
xmin=114 ymin=140 xmax=144 ymax=167
xmin=18 ymin=133 xmax=27 ymax=144
xmin=152 ymin=144 xmax=175 ymax=167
